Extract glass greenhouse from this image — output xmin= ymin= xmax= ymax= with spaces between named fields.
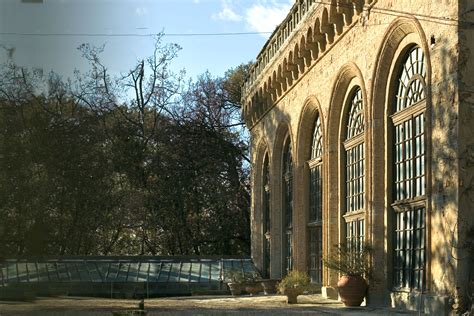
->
xmin=0 ymin=257 xmax=258 ymax=299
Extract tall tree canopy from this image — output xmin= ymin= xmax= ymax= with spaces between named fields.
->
xmin=0 ymin=35 xmax=251 ymax=257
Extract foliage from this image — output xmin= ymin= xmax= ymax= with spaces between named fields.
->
xmin=226 ymin=269 xmax=260 ymax=284
xmin=0 ymin=34 xmax=251 ymax=257
xmin=277 ymin=271 xmax=311 ymax=293
xmin=323 ymin=243 xmax=372 ymax=277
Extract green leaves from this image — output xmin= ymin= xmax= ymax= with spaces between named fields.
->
xmin=323 ymin=243 xmax=372 ymax=278
xmin=0 ymin=41 xmax=250 ymax=257
xmin=277 ymin=271 xmax=311 ymax=293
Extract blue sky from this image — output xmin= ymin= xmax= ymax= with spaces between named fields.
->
xmin=0 ymin=0 xmax=293 ymax=80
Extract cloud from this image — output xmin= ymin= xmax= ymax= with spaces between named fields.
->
xmin=212 ymin=0 xmax=292 ymax=34
xmin=213 ymin=1 xmax=242 ymax=22
xmin=245 ymin=1 xmax=292 ymax=36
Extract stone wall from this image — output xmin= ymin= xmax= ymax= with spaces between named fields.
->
xmin=454 ymin=0 xmax=474 ymax=313
xmin=244 ymin=0 xmax=464 ymax=314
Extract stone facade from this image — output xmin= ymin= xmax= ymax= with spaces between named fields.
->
xmin=242 ymin=0 xmax=474 ymax=314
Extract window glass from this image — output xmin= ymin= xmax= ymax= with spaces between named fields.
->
xmin=392 ymin=46 xmax=427 ymax=291
xmin=395 ymin=47 xmax=426 ymax=112
xmin=347 ymin=88 xmax=364 ymax=140
xmin=344 ymin=88 xmax=365 ymax=263
xmin=309 ymin=115 xmax=323 ymax=283
xmin=345 ymin=88 xmax=365 ymax=214
xmin=283 ymin=137 xmax=293 ymax=275
xmin=263 ymin=154 xmax=271 ymax=278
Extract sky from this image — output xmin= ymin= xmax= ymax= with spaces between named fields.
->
xmin=0 ymin=0 xmax=294 ymax=81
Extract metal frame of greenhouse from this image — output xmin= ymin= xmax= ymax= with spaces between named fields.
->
xmin=0 ymin=256 xmax=259 ymax=299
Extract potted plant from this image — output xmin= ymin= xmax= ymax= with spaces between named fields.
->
xmin=242 ymin=271 xmax=263 ymax=295
xmin=226 ymin=269 xmax=246 ymax=296
xmin=323 ymin=243 xmax=372 ymax=307
xmin=260 ymin=278 xmax=279 ymax=295
xmin=277 ymin=270 xmax=310 ymax=304
xmin=226 ymin=269 xmax=263 ymax=296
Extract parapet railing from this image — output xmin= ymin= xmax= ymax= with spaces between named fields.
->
xmin=244 ymin=0 xmax=318 ymax=94
xmin=242 ymin=0 xmax=375 ymax=128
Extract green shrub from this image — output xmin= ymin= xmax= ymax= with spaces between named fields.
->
xmin=277 ymin=271 xmax=311 ymax=294
xmin=323 ymin=243 xmax=372 ymax=277
xmin=226 ymin=269 xmax=260 ymax=284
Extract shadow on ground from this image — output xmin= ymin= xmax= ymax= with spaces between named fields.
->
xmin=0 ymin=294 xmax=419 ymax=315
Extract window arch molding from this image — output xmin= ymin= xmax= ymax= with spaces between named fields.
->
xmin=385 ymin=43 xmax=430 ymax=292
xmin=295 ymin=96 xmax=326 ymax=284
xmin=261 ymin=151 xmax=271 ymax=278
xmin=386 ymin=43 xmax=429 ymax=116
xmin=281 ymin=133 xmax=294 ymax=276
xmin=326 ymin=63 xmax=369 ymax=152
xmin=295 ymin=96 xmax=325 ymax=166
xmin=389 ymin=44 xmax=428 ymax=291
xmin=253 ymin=138 xmax=272 ymax=278
xmin=254 ymin=138 xmax=271 ymax=193
xmin=338 ymin=83 xmax=367 ymax=254
xmin=271 ymin=121 xmax=295 ymax=277
xmin=370 ymin=16 xmax=432 ymax=293
xmin=326 ymin=62 xmax=368 ymax=286
xmin=335 ymin=72 xmax=369 ymax=218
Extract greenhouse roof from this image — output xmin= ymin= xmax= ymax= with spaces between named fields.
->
xmin=0 ymin=256 xmax=257 ymax=285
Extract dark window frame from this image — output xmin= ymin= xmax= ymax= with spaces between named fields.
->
xmin=343 ymin=87 xmax=366 ymax=251
xmin=283 ymin=136 xmax=293 ymax=276
xmin=391 ymin=201 xmax=426 ymax=291
xmin=391 ymin=46 xmax=427 ymax=293
xmin=308 ymin=115 xmax=323 ymax=284
xmin=262 ymin=154 xmax=271 ymax=279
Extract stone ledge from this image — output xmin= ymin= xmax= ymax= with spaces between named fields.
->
xmin=390 ymin=291 xmax=451 ymax=315
xmin=322 ymin=286 xmax=338 ymax=300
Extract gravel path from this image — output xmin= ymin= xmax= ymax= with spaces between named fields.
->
xmin=0 ymin=294 xmax=418 ymax=315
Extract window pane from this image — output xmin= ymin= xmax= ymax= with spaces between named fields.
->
xmin=346 ymin=143 xmax=364 ymax=213
xmin=347 ymin=88 xmax=364 ymax=139
xmin=311 ymin=116 xmax=323 ymax=159
xmin=283 ymin=137 xmax=293 ymax=275
xmin=345 ymin=219 xmax=365 ymax=262
xmin=396 ymin=47 xmax=426 ymax=111
xmin=285 ymin=231 xmax=293 ymax=276
xmin=309 ymin=226 xmax=322 ymax=283
xmin=310 ymin=164 xmax=322 ymax=222
xmin=392 ymin=46 xmax=427 ymax=291
xmin=263 ymin=238 xmax=271 ymax=278
xmin=262 ymin=154 xmax=271 ymax=278
xmin=393 ymin=208 xmax=425 ymax=290
xmin=393 ymin=115 xmax=425 ymax=202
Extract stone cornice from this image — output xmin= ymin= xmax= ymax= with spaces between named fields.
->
xmin=242 ymin=0 xmax=378 ymax=130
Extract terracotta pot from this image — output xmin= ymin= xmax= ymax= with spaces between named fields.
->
xmin=337 ymin=275 xmax=368 ymax=306
xmin=227 ymin=283 xmax=242 ymax=296
xmin=260 ymin=279 xmax=279 ymax=295
xmin=283 ymin=287 xmax=303 ymax=304
xmin=244 ymin=281 xmax=263 ymax=295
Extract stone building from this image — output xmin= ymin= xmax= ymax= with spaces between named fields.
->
xmin=241 ymin=0 xmax=474 ymax=313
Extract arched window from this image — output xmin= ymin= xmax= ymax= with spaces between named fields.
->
xmin=262 ymin=153 xmax=271 ymax=278
xmin=343 ymin=88 xmax=365 ymax=252
xmin=282 ymin=136 xmax=293 ymax=275
xmin=308 ymin=115 xmax=323 ymax=283
xmin=391 ymin=46 xmax=427 ymax=291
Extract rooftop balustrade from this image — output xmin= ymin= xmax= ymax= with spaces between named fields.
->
xmin=243 ymin=0 xmax=318 ymax=95
xmin=242 ymin=0 xmax=375 ymax=128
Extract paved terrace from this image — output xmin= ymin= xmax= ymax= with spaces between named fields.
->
xmin=0 ymin=294 xmax=419 ymax=315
